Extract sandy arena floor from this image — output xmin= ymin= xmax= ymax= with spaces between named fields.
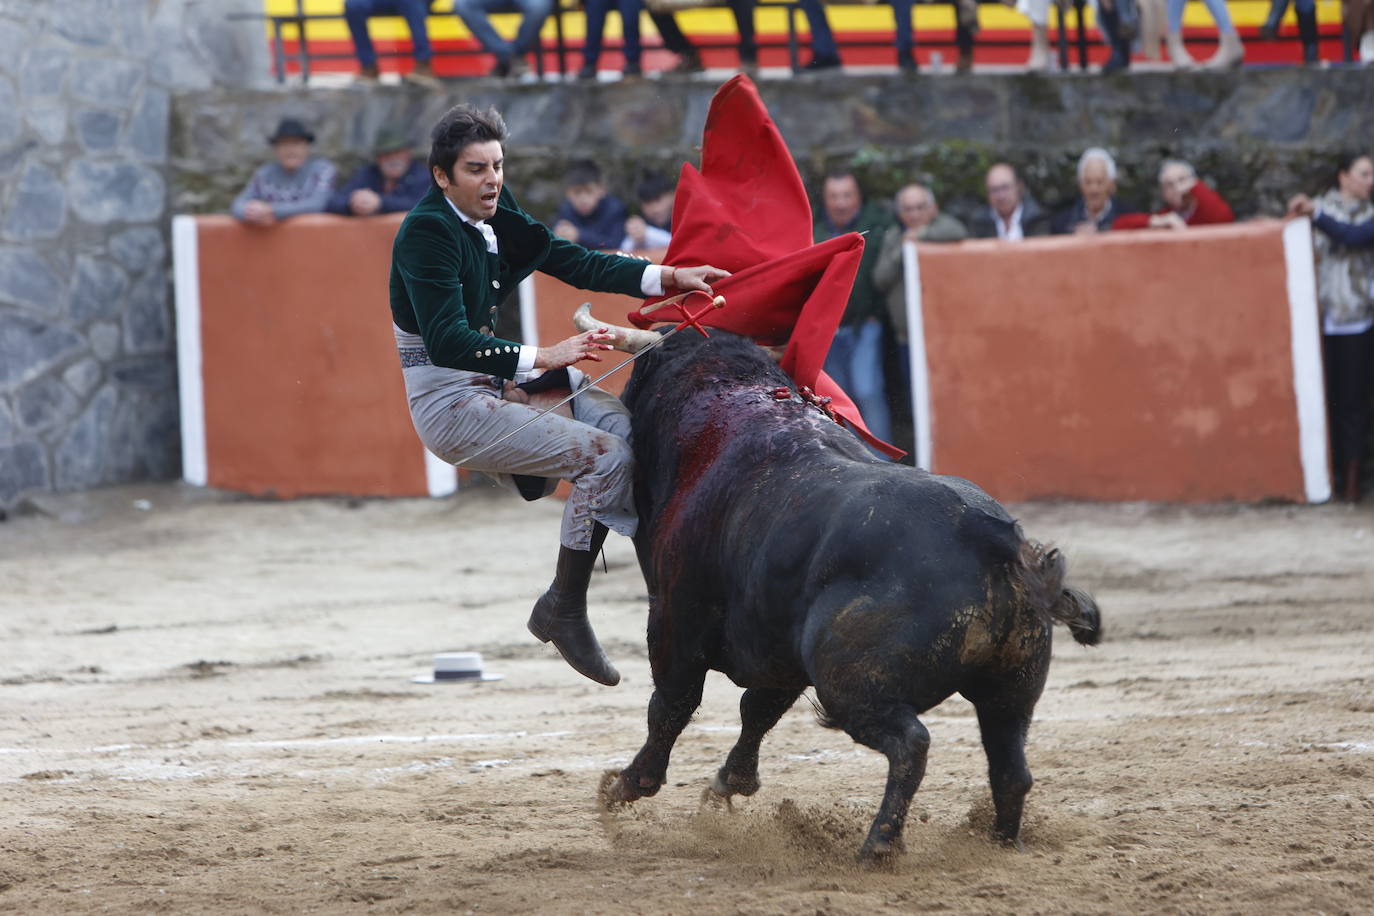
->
xmin=1 ymin=482 xmax=1371 ymax=914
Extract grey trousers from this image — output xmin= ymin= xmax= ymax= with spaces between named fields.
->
xmin=402 ymin=363 xmax=637 ymax=550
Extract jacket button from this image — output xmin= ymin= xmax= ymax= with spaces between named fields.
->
xmin=491 ymin=280 xmax=500 ymax=289
xmin=479 ymin=326 xmax=491 ymax=335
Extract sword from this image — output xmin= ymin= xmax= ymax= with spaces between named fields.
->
xmin=453 ymin=294 xmax=726 ymax=469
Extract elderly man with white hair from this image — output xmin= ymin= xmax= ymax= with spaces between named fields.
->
xmin=1051 ymin=148 xmax=1134 ymax=235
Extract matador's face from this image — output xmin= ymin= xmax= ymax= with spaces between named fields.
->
xmin=435 ymin=140 xmax=504 ymax=221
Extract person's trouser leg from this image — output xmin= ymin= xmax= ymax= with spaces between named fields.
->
xmin=404 ymin=369 xmax=637 ymax=685
xmin=824 ymin=325 xmax=859 ymax=397
xmin=1294 ymin=0 xmax=1319 ymax=59
xmin=582 ymin=0 xmax=611 ymax=67
xmin=395 ymin=0 xmax=435 ymax=61
xmin=730 ymin=0 xmax=758 ymax=60
xmin=618 ymin=0 xmax=644 ymax=64
xmin=512 ymin=0 xmax=554 ymax=54
xmin=452 ymin=0 xmax=516 ymax=58
xmin=849 ymin=318 xmax=893 ymax=445
xmin=344 ymin=0 xmax=383 ymax=68
xmin=798 ymin=0 xmax=840 ymax=60
xmin=889 ymin=0 xmax=916 ymax=64
xmin=1098 ymin=1 xmax=1131 ymax=69
xmin=649 ymin=9 xmax=693 ymax=53
xmin=1323 ymin=329 xmax=1374 ymax=499
xmin=1261 ymin=0 xmax=1291 ymax=36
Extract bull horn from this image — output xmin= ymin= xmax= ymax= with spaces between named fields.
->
xmin=572 ymin=303 xmax=661 ymax=353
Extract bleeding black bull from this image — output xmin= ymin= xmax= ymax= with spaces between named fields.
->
xmin=595 ymin=313 xmax=1102 ymax=862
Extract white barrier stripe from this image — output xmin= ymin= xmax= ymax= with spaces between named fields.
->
xmin=902 ymin=240 xmax=933 ymax=471
xmin=171 ymin=216 xmax=207 ymax=487
xmin=1282 ymin=219 xmax=1331 ymax=503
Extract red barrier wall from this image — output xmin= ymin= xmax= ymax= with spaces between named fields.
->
xmin=916 ymin=220 xmax=1312 ymax=502
xmin=188 ymin=214 xmax=426 ymax=498
xmin=177 ymin=216 xmax=1321 ymax=503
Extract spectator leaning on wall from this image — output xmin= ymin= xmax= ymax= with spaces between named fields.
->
xmin=327 ymin=129 xmax=430 ymax=217
xmin=1287 ymin=153 xmax=1374 ymax=502
xmin=972 ymin=163 xmax=1051 ymax=240
xmin=232 ymin=119 xmax=338 ymax=226
xmin=1052 ymin=148 xmax=1134 ymax=235
xmin=814 ymin=169 xmax=895 ymax=447
xmin=1113 ymin=159 xmax=1234 ymax=230
xmin=872 ymin=183 xmax=966 ymax=391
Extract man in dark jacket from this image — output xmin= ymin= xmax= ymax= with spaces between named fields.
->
xmin=814 ymin=169 xmax=895 ymax=446
xmin=327 ymin=129 xmax=429 ymax=216
xmin=390 ymin=104 xmax=727 ymax=686
xmin=1051 ymin=148 xmax=1134 ymax=235
xmin=971 ymin=162 xmax=1051 ymax=240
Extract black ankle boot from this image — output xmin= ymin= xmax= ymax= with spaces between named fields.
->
xmin=527 ymin=523 xmax=620 ymax=686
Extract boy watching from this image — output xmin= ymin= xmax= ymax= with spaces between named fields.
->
xmin=552 ymin=159 xmax=629 ymax=250
xmin=621 ymin=172 xmax=674 ymax=252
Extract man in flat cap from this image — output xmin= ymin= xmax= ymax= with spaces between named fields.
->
xmin=232 ymin=118 xmax=338 ymax=226
xmin=327 ymin=129 xmax=429 ymax=217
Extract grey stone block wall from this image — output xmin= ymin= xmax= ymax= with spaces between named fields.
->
xmin=0 ymin=0 xmax=268 ymax=511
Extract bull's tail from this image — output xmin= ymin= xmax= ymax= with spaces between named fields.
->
xmin=1013 ymin=540 xmax=1102 ymax=646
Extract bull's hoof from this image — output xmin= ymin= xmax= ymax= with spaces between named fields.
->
xmin=995 ymin=832 xmax=1026 ymax=852
xmin=858 ymin=826 xmax=905 ymax=866
xmin=598 ymin=769 xmax=661 ymax=808
xmin=598 ymin=770 xmax=639 ymax=808
xmin=710 ymin=769 xmax=761 ymax=798
xmin=700 ymin=785 xmax=736 ymax=811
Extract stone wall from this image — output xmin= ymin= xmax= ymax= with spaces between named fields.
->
xmin=3 ymin=5 xmax=1372 ymax=512
xmin=0 ymin=0 xmax=268 ymax=511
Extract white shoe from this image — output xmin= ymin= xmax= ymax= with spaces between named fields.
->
xmin=1204 ymin=29 xmax=1244 ymax=69
xmin=1360 ymin=30 xmax=1374 ymax=63
xmin=1166 ymin=30 xmax=1194 ymax=68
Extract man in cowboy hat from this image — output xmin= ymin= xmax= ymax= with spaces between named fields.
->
xmin=327 ymin=128 xmax=429 ymax=216
xmin=232 ymin=118 xmax=338 ymax=226
xmin=390 ymin=103 xmax=728 ymax=686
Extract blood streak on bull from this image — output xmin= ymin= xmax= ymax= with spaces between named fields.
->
xmin=593 ymin=317 xmax=1103 ymax=862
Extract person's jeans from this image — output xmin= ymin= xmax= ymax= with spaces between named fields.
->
xmin=797 ymin=0 xmax=839 ymax=60
xmin=1166 ymin=0 xmax=1234 ymax=32
xmin=451 ymin=0 xmax=554 ymax=59
xmin=889 ymin=0 xmax=915 ymax=59
xmin=583 ymin=0 xmax=644 ymax=66
xmin=649 ymin=0 xmax=757 ymax=61
xmin=344 ymin=0 xmax=434 ymax=67
xmin=824 ymin=318 xmax=894 ymax=447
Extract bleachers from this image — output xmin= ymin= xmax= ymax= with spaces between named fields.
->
xmin=240 ymin=0 xmax=1349 ymax=82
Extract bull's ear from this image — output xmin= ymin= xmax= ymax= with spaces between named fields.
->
xmin=572 ymin=303 xmax=659 ymax=353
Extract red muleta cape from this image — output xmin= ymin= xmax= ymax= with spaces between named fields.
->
xmin=632 ymin=75 xmax=904 ymax=460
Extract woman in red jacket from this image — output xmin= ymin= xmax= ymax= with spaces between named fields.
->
xmin=1114 ymin=159 xmax=1235 ymax=230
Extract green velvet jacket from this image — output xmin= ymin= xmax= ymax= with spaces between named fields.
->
xmin=390 ymin=184 xmax=649 ymax=378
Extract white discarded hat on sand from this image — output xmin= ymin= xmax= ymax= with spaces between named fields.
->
xmin=412 ymin=652 xmax=504 ymax=684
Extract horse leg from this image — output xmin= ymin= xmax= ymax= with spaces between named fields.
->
xmin=607 ymin=666 xmax=708 ymax=802
xmin=710 ymin=687 xmax=804 ymax=798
